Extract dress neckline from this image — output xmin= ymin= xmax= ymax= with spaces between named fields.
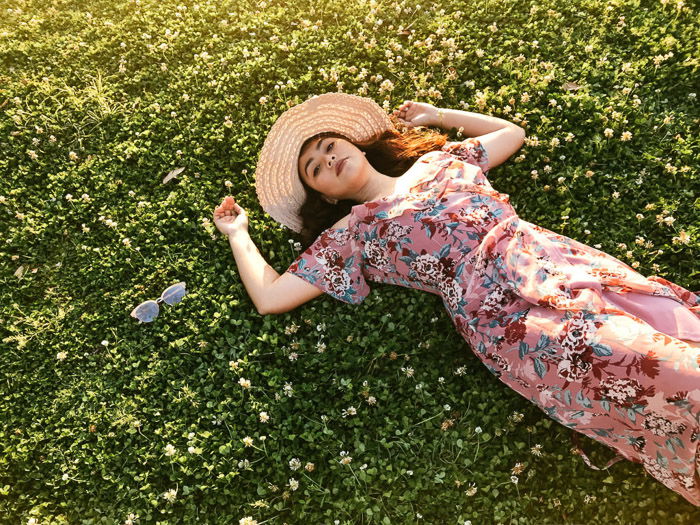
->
xmin=325 ymin=151 xmax=445 ymax=233
xmin=321 ymin=149 xmax=470 ymax=233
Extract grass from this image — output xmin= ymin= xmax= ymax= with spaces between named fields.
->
xmin=1 ymin=0 xmax=699 ymax=523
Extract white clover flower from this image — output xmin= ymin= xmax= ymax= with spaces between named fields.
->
xmin=56 ymin=351 xmax=67 ymax=360
xmin=124 ymin=512 xmax=139 ymax=525
xmin=242 ymin=436 xmax=254 ymax=447
xmin=289 ymin=457 xmax=301 ymax=471
xmin=288 ymin=477 xmax=299 ymax=491
xmin=164 ymin=444 xmax=176 ymax=456
xmin=474 ymin=426 xmax=483 ymax=434
xmin=259 ymin=411 xmax=269 ymax=423
xmin=162 ymin=487 xmax=178 ymax=503
xmin=239 ymin=377 xmax=251 ymax=389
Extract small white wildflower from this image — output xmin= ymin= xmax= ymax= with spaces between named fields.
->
xmin=289 ymin=457 xmax=301 ymax=471
xmin=124 ymin=512 xmax=139 ymax=525
xmin=164 ymin=444 xmax=176 ymax=456
xmin=162 ymin=487 xmax=178 ymax=503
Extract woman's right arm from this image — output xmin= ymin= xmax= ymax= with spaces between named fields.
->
xmin=229 ymin=232 xmax=323 ymax=315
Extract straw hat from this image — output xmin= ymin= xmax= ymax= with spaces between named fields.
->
xmin=254 ymin=92 xmax=395 ymax=233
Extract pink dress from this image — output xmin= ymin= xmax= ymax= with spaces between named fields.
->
xmin=286 ymin=138 xmax=700 ymax=505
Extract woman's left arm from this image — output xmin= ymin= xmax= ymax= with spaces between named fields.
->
xmin=432 ymin=107 xmax=524 ymax=136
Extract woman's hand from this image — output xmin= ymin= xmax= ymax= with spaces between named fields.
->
xmin=392 ymin=100 xmax=440 ymax=128
xmin=213 ymin=196 xmax=249 ymax=239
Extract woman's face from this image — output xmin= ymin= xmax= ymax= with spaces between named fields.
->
xmin=297 ymin=136 xmax=369 ymax=202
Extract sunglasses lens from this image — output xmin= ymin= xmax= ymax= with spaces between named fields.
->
xmin=161 ymin=282 xmax=187 ymax=305
xmin=130 ymin=301 xmax=159 ymax=322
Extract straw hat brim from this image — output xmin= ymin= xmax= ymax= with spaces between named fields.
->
xmin=254 ymin=92 xmax=394 ymax=233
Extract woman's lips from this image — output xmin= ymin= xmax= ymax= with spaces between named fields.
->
xmin=336 ymin=157 xmax=347 ymax=175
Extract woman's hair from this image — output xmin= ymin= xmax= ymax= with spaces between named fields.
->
xmin=296 ymin=114 xmax=449 ymax=250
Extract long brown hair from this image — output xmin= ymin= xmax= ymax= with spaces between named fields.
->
xmin=296 ymin=114 xmax=449 ymax=250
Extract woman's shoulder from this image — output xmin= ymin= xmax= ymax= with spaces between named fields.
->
xmin=331 ymin=214 xmax=351 ymax=230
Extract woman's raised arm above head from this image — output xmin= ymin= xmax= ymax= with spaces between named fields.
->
xmin=217 ymin=197 xmax=350 ymax=315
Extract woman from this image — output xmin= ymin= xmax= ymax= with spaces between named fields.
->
xmin=213 ymin=92 xmax=700 ymax=505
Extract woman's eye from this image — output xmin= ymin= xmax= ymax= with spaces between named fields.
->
xmin=314 ymin=142 xmax=334 ymax=176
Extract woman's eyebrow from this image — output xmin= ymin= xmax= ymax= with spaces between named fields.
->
xmin=304 ymin=138 xmax=326 ymax=177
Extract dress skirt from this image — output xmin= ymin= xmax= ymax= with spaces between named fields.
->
xmin=457 ymin=216 xmax=700 ymax=505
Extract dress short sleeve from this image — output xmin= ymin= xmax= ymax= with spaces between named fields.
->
xmin=441 ymin=137 xmax=490 ymax=174
xmin=286 ymin=227 xmax=371 ymax=305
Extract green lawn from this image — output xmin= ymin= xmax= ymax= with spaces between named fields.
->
xmin=1 ymin=0 xmax=699 ymax=523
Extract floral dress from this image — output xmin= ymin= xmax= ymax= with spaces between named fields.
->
xmin=286 ymin=138 xmax=700 ymax=505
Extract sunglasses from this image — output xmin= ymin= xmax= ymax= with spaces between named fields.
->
xmin=130 ymin=282 xmax=187 ymax=323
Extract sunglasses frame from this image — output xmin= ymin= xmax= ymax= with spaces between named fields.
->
xmin=130 ymin=281 xmax=187 ymax=323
